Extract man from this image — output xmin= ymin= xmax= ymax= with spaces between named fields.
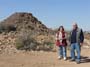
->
xmin=69 ymin=23 xmax=84 ymax=64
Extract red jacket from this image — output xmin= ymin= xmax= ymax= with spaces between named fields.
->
xmin=56 ymin=32 xmax=67 ymax=47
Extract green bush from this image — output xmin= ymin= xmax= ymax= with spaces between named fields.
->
xmin=41 ymin=41 xmax=54 ymax=51
xmin=15 ymin=32 xmax=38 ymax=50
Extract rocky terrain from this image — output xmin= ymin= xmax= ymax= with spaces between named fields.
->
xmin=0 ymin=12 xmax=90 ymax=67
xmin=0 ymin=12 xmax=55 ymax=54
xmin=0 ymin=12 xmax=90 ymax=54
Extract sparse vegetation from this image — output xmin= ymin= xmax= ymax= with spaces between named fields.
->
xmin=0 ymin=12 xmax=54 ymax=51
xmin=15 ymin=32 xmax=39 ymax=50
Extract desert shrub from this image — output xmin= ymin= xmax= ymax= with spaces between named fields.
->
xmin=40 ymin=41 xmax=54 ymax=51
xmin=15 ymin=31 xmax=54 ymax=51
xmin=15 ymin=32 xmax=39 ymax=50
xmin=45 ymin=42 xmax=54 ymax=49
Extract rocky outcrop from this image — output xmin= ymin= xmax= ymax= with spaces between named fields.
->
xmin=0 ymin=32 xmax=17 ymax=54
xmin=0 ymin=12 xmax=54 ymax=53
xmin=0 ymin=12 xmax=53 ymax=35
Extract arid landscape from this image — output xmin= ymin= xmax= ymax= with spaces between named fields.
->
xmin=0 ymin=47 xmax=90 ymax=67
xmin=0 ymin=12 xmax=90 ymax=67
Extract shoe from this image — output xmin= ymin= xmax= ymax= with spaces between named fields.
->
xmin=76 ymin=60 xmax=81 ymax=64
xmin=64 ymin=57 xmax=67 ymax=60
xmin=58 ymin=56 xmax=62 ymax=59
xmin=76 ymin=61 xmax=80 ymax=64
xmin=70 ymin=59 xmax=75 ymax=62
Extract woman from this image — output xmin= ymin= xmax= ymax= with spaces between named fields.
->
xmin=55 ymin=26 xmax=67 ymax=60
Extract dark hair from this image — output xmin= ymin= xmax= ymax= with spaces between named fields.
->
xmin=58 ymin=26 xmax=64 ymax=32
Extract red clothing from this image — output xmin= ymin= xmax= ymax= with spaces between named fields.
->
xmin=56 ymin=31 xmax=67 ymax=46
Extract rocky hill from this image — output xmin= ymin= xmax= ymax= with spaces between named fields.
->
xmin=0 ymin=12 xmax=53 ymax=35
xmin=0 ymin=12 xmax=55 ymax=54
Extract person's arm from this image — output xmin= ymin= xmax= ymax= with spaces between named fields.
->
xmin=80 ymin=29 xmax=84 ymax=44
xmin=63 ymin=33 xmax=67 ymax=39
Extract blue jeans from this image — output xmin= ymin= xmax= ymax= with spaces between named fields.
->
xmin=71 ymin=43 xmax=81 ymax=61
xmin=58 ymin=46 xmax=66 ymax=58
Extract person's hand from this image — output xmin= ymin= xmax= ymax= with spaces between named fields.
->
xmin=80 ymin=43 xmax=83 ymax=46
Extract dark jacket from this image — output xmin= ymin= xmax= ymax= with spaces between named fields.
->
xmin=69 ymin=28 xmax=84 ymax=44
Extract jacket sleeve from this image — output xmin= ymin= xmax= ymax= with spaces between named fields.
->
xmin=80 ymin=29 xmax=84 ymax=43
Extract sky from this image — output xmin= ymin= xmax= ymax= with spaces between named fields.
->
xmin=0 ymin=0 xmax=90 ymax=31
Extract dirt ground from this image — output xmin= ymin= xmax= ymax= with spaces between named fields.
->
xmin=0 ymin=48 xmax=90 ymax=67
